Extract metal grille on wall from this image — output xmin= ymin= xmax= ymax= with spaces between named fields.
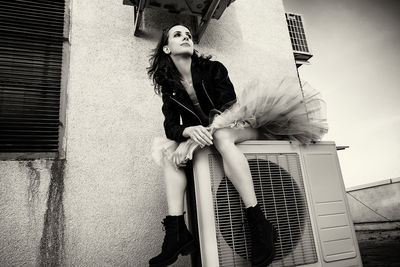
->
xmin=285 ymin=13 xmax=313 ymax=68
xmin=0 ymin=0 xmax=65 ymax=153
xmin=209 ymin=153 xmax=318 ymax=267
xmin=286 ymin=13 xmax=309 ymax=53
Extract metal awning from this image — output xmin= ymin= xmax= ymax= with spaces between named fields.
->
xmin=123 ymin=0 xmax=234 ymax=43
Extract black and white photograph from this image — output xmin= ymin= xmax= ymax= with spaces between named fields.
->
xmin=0 ymin=0 xmax=399 ymax=266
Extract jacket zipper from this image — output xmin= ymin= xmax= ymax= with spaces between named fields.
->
xmin=202 ymin=80 xmax=215 ymax=108
xmin=170 ymin=96 xmax=202 ymax=124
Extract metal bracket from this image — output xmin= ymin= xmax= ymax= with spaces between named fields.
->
xmin=133 ymin=0 xmax=145 ymax=36
xmin=192 ymin=0 xmax=220 ymax=43
xmin=123 ymin=0 xmax=226 ymax=43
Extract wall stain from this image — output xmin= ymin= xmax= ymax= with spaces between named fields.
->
xmin=26 ymin=161 xmax=41 ymax=224
xmin=38 ymin=159 xmax=66 ymax=267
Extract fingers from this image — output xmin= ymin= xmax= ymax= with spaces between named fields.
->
xmin=199 ymin=130 xmax=213 ymax=145
xmin=172 ymin=152 xmax=186 ymax=168
xmin=172 ymin=154 xmax=179 ymax=168
xmin=193 ymin=135 xmax=209 ymax=147
xmin=191 ymin=136 xmax=204 ymax=147
xmin=203 ymin=127 xmax=214 ymax=141
xmin=172 ymin=155 xmax=182 ymax=169
xmin=184 ymin=125 xmax=214 ymax=147
xmin=192 ymin=127 xmax=213 ymax=146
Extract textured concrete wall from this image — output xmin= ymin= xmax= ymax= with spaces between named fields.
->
xmin=0 ymin=0 xmax=297 ymax=266
xmin=0 ymin=160 xmax=56 ymax=266
xmin=347 ymin=178 xmax=400 ymax=230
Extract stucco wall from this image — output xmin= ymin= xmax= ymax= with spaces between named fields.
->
xmin=0 ymin=160 xmax=60 ymax=266
xmin=346 ymin=178 xmax=400 ymax=230
xmin=0 ymin=0 xmax=297 ymax=266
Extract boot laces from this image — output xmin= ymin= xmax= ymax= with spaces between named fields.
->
xmin=160 ymin=220 xmax=171 ymax=250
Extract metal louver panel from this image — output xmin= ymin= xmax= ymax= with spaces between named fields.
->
xmin=0 ymin=0 xmax=65 ymax=153
xmin=209 ymin=153 xmax=318 ymax=267
xmin=286 ymin=13 xmax=310 ymax=54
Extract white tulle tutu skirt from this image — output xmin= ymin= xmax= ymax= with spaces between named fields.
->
xmin=151 ymin=77 xmax=328 ymax=167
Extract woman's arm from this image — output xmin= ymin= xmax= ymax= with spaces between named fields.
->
xmin=162 ymin=93 xmax=213 ymax=145
xmin=212 ymin=61 xmax=237 ymax=112
xmin=161 ymin=94 xmax=188 ymax=142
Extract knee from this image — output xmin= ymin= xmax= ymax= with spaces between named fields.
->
xmin=213 ymin=128 xmax=235 ymax=153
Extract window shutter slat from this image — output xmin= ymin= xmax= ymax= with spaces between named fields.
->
xmin=1 ymin=55 xmax=63 ymax=66
xmin=0 ymin=13 xmax=64 ymax=24
xmin=0 ymin=1 xmax=65 ymax=12
xmin=1 ymin=70 xmax=62 ymax=79
xmin=1 ymin=91 xmax=60 ymax=101
xmin=0 ymin=36 xmax=63 ymax=47
xmin=0 ymin=4 xmax=65 ymax=20
xmin=1 ymin=124 xmax=59 ymax=129
xmin=1 ymin=54 xmax=63 ymax=65
xmin=0 ymin=86 xmax=61 ymax=95
xmin=1 ymin=110 xmax=60 ymax=117
xmin=1 ymin=102 xmax=60 ymax=110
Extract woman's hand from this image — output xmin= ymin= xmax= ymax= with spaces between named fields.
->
xmin=182 ymin=125 xmax=213 ymax=147
xmin=171 ymin=139 xmax=199 ymax=168
xmin=171 ymin=147 xmax=187 ymax=168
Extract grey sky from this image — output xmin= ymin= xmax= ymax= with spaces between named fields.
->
xmin=283 ymin=0 xmax=400 ymax=187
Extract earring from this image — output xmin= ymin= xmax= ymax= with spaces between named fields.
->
xmin=163 ymin=46 xmax=170 ymax=54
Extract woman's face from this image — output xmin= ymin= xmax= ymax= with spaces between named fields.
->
xmin=163 ymin=25 xmax=194 ymax=56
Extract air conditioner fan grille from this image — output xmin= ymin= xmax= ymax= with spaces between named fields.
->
xmin=209 ymin=153 xmax=318 ymax=267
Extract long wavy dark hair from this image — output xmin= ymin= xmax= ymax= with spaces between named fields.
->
xmin=147 ymin=23 xmax=212 ymax=95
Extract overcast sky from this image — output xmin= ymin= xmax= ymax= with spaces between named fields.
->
xmin=283 ymin=0 xmax=400 ymax=187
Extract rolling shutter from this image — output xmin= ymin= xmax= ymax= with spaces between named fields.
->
xmin=0 ymin=0 xmax=66 ymax=153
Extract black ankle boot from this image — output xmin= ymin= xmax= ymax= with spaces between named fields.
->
xmin=245 ymin=204 xmax=278 ymax=267
xmin=149 ymin=215 xmax=198 ymax=267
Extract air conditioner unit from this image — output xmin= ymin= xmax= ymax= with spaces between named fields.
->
xmin=192 ymin=140 xmax=362 ymax=267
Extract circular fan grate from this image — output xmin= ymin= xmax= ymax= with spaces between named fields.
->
xmin=215 ymin=158 xmax=306 ymax=261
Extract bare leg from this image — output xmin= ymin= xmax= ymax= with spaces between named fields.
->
xmin=150 ymin=142 xmax=197 ymax=266
xmin=213 ymin=127 xmax=259 ymax=208
xmin=162 ymin=143 xmax=187 ymax=216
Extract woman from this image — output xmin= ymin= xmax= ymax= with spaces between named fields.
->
xmin=147 ymin=24 xmax=277 ymax=267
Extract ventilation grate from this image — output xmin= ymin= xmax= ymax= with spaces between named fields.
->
xmin=209 ymin=153 xmax=318 ymax=267
xmin=286 ymin=13 xmax=310 ymax=53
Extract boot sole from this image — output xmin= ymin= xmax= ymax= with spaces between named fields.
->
xmin=180 ymin=240 xmax=198 ymax=255
xmin=149 ymin=240 xmax=198 ymax=267
xmin=253 ymin=247 xmax=276 ymax=267
xmin=253 ymin=227 xmax=279 ymax=267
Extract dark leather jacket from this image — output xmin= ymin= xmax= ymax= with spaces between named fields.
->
xmin=161 ymin=60 xmax=236 ymax=142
